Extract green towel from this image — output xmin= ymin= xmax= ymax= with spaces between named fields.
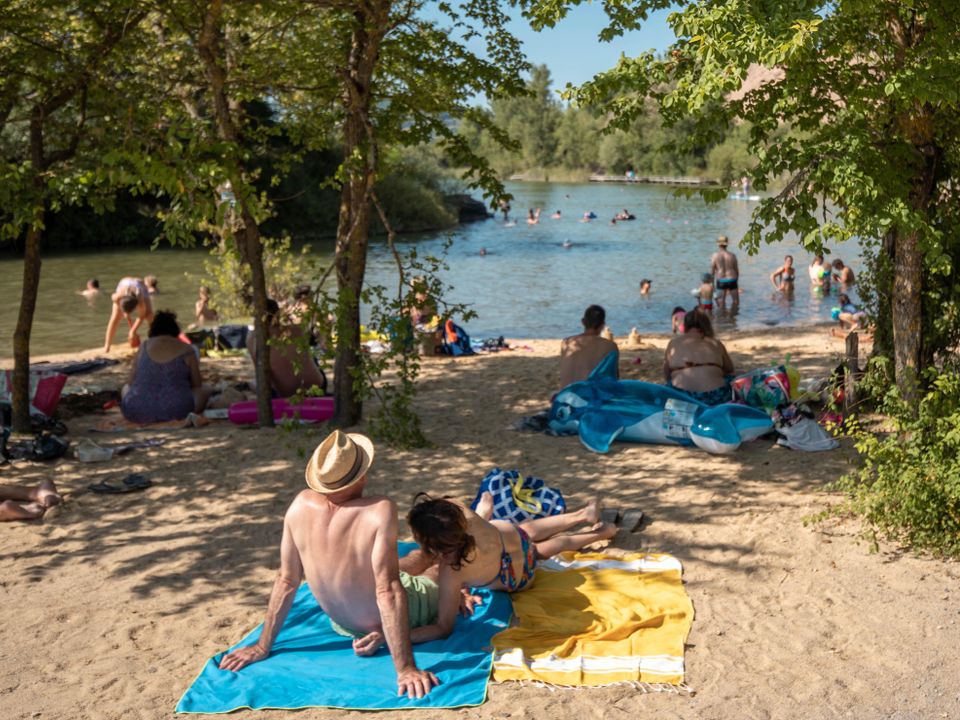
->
xmin=330 ymin=572 xmax=439 ymax=638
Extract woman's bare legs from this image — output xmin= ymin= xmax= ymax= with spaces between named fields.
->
xmin=516 ymin=497 xmax=601 ymax=542
xmin=533 ymin=522 xmax=618 ymax=559
xmin=193 ymin=384 xmax=214 ymax=413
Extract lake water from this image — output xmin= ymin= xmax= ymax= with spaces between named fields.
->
xmin=0 ymin=182 xmax=860 ymax=359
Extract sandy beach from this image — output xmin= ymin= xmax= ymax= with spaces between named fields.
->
xmin=2 ymin=325 xmax=958 ymax=720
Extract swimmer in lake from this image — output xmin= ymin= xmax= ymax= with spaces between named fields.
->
xmin=80 ymin=278 xmax=100 ymax=300
xmin=551 ymin=210 xmax=561 ymax=219
xmin=527 ymin=208 xmax=541 ymax=225
xmin=479 ymin=248 xmax=487 ymax=256
xmin=562 ymin=240 xmax=573 ymax=249
xmin=639 ymin=279 xmax=652 ymax=296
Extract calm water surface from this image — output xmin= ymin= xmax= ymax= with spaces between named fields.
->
xmin=0 ymin=183 xmax=860 ymax=359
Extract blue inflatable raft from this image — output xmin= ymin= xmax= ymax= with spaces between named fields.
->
xmin=549 ymin=352 xmax=772 ymax=454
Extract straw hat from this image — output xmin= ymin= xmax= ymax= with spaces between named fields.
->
xmin=305 ymin=430 xmax=375 ymax=494
xmin=716 ymin=235 xmax=729 ymax=246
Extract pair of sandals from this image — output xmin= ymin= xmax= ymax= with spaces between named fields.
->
xmin=88 ymin=473 xmax=153 ymax=494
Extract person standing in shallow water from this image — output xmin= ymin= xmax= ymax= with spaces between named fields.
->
xmin=710 ymin=236 xmax=740 ymax=310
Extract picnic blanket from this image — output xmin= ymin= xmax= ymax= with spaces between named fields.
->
xmin=93 ymin=413 xmax=210 ymax=433
xmin=492 ymin=551 xmax=693 ymax=687
xmin=176 ymin=543 xmax=512 ymax=713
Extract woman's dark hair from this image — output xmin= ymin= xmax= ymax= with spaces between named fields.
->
xmin=832 ymin=259 xmax=844 ymax=269
xmin=89 ymin=278 xmax=100 ymax=289
xmin=407 ymin=493 xmax=476 ymax=571
xmin=683 ymin=308 xmax=715 ymax=338
xmin=149 ymin=310 xmax=181 ymax=338
xmin=672 ymin=306 xmax=686 ymax=315
xmin=265 ymin=298 xmax=280 ymax=322
xmin=120 ymin=294 xmax=139 ymax=314
xmin=640 ymin=279 xmax=651 ymax=287
xmin=839 ymin=293 xmax=851 ymax=305
xmin=814 ymin=253 xmax=824 ymax=263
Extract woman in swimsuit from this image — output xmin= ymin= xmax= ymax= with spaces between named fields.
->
xmin=104 ymin=276 xmax=155 ymax=352
xmin=770 ymin=254 xmax=796 ymax=293
xmin=395 ymin=494 xmax=616 ymax=646
xmin=663 ymin=309 xmax=735 ymax=406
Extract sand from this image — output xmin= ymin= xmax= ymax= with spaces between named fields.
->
xmin=2 ymin=325 xmax=958 ymax=720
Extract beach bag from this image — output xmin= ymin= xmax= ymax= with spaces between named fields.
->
xmin=215 ymin=324 xmax=249 ymax=350
xmin=0 ymin=370 xmax=68 ymax=418
xmin=731 ymin=365 xmax=791 ymax=413
xmin=471 ymin=468 xmax=566 ymax=523
xmin=440 ymin=320 xmax=475 ymax=357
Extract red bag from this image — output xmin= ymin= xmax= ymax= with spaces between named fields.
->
xmin=1 ymin=370 xmax=68 ymax=417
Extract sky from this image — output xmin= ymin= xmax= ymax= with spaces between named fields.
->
xmin=505 ymin=4 xmax=676 ymax=90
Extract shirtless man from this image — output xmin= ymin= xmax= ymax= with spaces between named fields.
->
xmin=710 ymin=236 xmax=740 ymax=309
xmin=218 ymin=431 xmax=439 ymax=699
xmin=104 ymin=277 xmax=155 ymax=352
xmin=394 ymin=494 xmax=617 ymax=645
xmin=246 ymin=299 xmax=326 ymax=397
xmin=559 ymin=305 xmax=618 ymax=389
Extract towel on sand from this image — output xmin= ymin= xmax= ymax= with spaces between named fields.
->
xmin=492 ymin=551 xmax=693 ymax=686
xmin=93 ymin=413 xmax=210 ymax=433
xmin=176 ymin=543 xmax=512 ymax=713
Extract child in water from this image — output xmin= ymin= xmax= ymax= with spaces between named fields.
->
xmin=694 ymin=273 xmax=714 ymax=312
xmin=639 ymin=279 xmax=652 ymax=296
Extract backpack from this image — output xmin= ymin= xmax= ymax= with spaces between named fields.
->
xmin=440 ymin=320 xmax=475 ymax=356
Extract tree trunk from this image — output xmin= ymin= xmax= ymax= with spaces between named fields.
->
xmin=11 ymin=223 xmax=43 ymax=433
xmin=196 ymin=0 xmax=272 ymax=425
xmin=331 ymin=4 xmax=389 ymax=428
xmin=240 ymin=214 xmax=274 ymax=427
xmin=891 ymin=146 xmax=939 ymax=406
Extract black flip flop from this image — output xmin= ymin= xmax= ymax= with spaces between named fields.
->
xmin=88 ymin=475 xmax=153 ymax=494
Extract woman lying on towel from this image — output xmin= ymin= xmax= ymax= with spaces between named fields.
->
xmin=364 ymin=494 xmax=616 ymax=653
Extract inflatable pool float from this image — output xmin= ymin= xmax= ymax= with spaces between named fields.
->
xmin=228 ymin=397 xmax=334 ymax=425
xmin=549 ymin=353 xmax=772 ymax=454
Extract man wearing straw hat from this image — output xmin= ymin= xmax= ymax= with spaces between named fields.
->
xmin=710 ymin=235 xmax=740 ymax=310
xmin=218 ymin=430 xmax=440 ymax=699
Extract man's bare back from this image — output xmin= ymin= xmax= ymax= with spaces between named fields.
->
xmin=287 ymin=490 xmax=394 ymax=634
xmin=559 ymin=333 xmax=618 ymax=389
xmin=710 ymin=248 xmax=739 ymax=281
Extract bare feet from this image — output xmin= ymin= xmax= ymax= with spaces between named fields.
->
xmin=352 ymin=630 xmax=384 ymax=657
xmin=582 ymin=497 xmax=602 ymax=526
xmin=0 ymin=500 xmax=45 ymax=521
xmin=32 ymin=480 xmax=62 ymax=508
xmin=475 ymin=491 xmax=494 ymax=520
xmin=583 ymin=521 xmax=618 ymax=551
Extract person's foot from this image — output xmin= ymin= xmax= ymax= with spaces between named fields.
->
xmin=587 ymin=521 xmax=618 ymax=540
xmin=0 ymin=500 xmax=45 ymax=521
xmin=475 ymin=491 xmax=494 ymax=520
xmin=32 ymin=480 xmax=62 ymax=508
xmin=582 ymin=497 xmax=602 ymax=526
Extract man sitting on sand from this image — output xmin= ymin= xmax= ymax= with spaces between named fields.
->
xmin=218 ymin=431 xmax=439 ymax=699
xmin=559 ymin=305 xmax=618 ymax=389
xmin=246 ymin=299 xmax=326 ymax=397
xmin=0 ymin=480 xmax=61 ymax=521
xmin=388 ymin=494 xmax=617 ymax=645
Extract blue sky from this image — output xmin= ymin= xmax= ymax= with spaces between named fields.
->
xmin=506 ymin=4 xmax=676 ymax=90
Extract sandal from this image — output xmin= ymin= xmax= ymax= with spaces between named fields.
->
xmin=88 ymin=474 xmax=153 ymax=494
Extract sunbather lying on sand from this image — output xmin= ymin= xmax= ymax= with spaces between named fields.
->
xmin=0 ymin=480 xmax=61 ymax=521
xmin=373 ymin=494 xmax=616 ymax=652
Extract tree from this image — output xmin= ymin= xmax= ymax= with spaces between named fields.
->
xmin=526 ymin=0 xmax=960 ymax=402
xmin=0 ymin=1 xmax=146 ymax=432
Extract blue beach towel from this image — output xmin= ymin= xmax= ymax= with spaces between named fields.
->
xmin=176 ymin=543 xmax=511 ymax=713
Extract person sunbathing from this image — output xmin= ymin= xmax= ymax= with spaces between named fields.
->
xmin=218 ymin=431 xmax=439 ymax=699
xmin=386 ymin=494 xmax=616 ymax=647
xmin=121 ymin=311 xmax=212 ymax=423
xmin=559 ymin=305 xmax=618 ymax=390
xmin=0 ymin=480 xmax=61 ymax=521
xmin=246 ymin=299 xmax=327 ymax=397
xmin=663 ymin=309 xmax=735 ymax=406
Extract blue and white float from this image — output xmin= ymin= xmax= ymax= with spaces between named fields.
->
xmin=549 ymin=353 xmax=773 ymax=454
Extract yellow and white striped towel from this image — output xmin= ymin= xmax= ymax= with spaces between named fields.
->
xmin=492 ymin=551 xmax=693 ymax=686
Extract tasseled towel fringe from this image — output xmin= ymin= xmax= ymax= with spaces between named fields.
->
xmin=492 ymin=679 xmax=696 ymax=695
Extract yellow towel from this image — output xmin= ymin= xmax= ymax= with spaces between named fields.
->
xmin=492 ymin=551 xmax=693 ymax=686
